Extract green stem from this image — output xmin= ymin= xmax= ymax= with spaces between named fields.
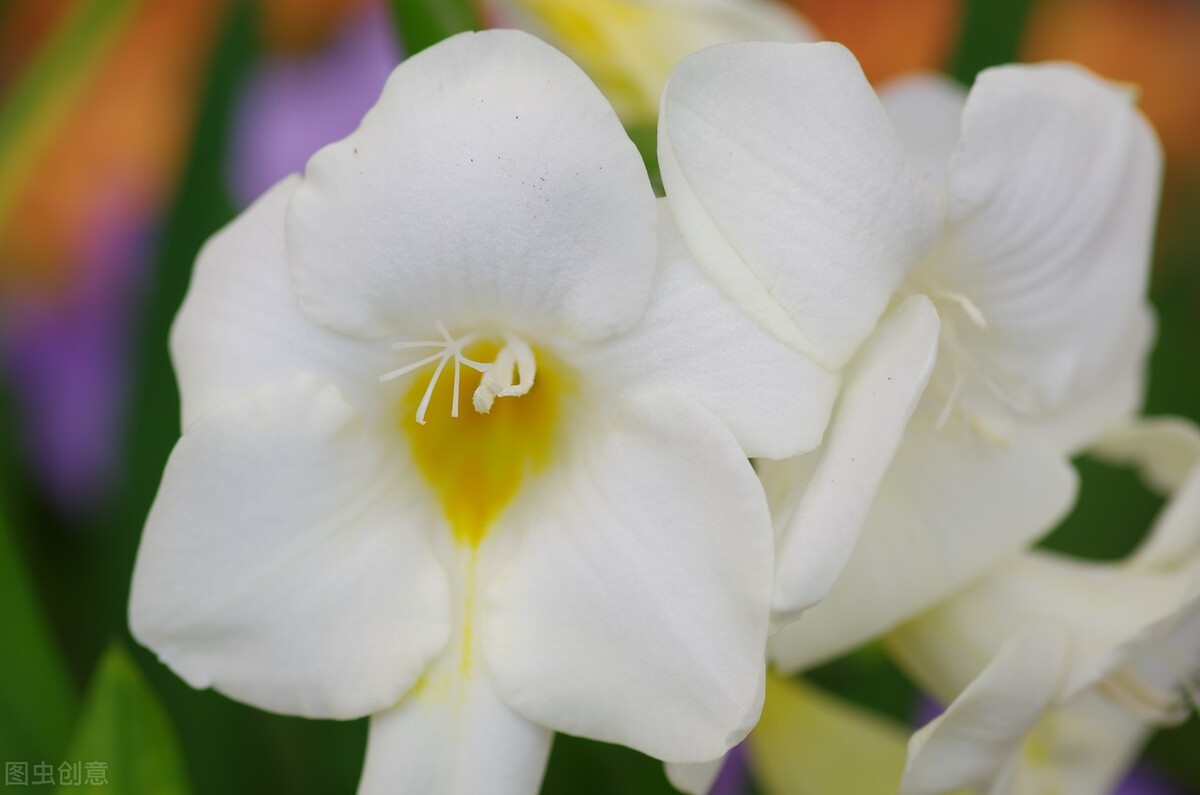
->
xmin=950 ymin=0 xmax=1038 ymax=85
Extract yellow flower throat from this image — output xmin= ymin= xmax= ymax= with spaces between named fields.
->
xmin=400 ymin=340 xmax=570 ymax=546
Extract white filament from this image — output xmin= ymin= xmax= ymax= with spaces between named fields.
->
xmin=381 ymin=323 xmax=537 ymax=424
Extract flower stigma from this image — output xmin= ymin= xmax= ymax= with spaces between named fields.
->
xmin=385 ymin=323 xmax=573 ymax=546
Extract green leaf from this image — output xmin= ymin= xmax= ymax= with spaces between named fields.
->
xmin=949 ymin=0 xmax=1037 ymax=86
xmin=0 ymin=500 xmax=77 ymax=761
xmin=389 ymin=0 xmax=478 ymax=55
xmin=624 ymin=123 xmax=663 ymax=197
xmin=54 ymin=644 xmax=189 ymax=795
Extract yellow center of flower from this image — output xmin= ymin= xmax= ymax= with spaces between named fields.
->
xmin=398 ymin=337 xmax=571 ymax=546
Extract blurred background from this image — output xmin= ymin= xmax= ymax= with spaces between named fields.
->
xmin=0 ymin=0 xmax=1197 ymax=792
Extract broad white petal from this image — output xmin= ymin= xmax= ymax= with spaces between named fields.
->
xmin=888 ymin=547 xmax=1200 ymax=707
xmin=1025 ymin=307 xmax=1155 ymax=455
xmin=900 ymin=623 xmax=1070 ymax=795
xmin=358 ymin=607 xmax=552 ymax=795
xmin=572 ymin=202 xmax=840 ymax=461
xmin=287 ymin=29 xmax=656 ymax=343
xmin=659 ymin=41 xmax=943 ymax=368
xmin=768 ymin=295 xmax=940 ymax=615
xmin=129 ymin=375 xmax=451 ymax=720
xmin=748 ymin=674 xmax=909 ymax=795
xmin=770 ymin=419 xmax=1076 ymax=673
xmin=927 ymin=62 xmax=1162 ymax=415
xmin=171 ymin=176 xmax=395 ymax=429
xmin=483 ymin=391 xmax=772 ymax=762
xmin=878 ymin=72 xmax=967 ymax=194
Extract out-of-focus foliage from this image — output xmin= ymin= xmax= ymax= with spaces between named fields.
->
xmin=56 ymin=645 xmax=189 ymax=795
xmin=0 ymin=496 xmax=75 ymax=762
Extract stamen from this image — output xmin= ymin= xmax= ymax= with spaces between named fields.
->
xmin=391 ymin=340 xmax=450 ymax=351
xmin=933 ymin=361 xmax=963 ymax=431
xmin=451 ymin=353 xmax=462 ymax=419
xmin=415 ymin=353 xmax=452 ymax=426
xmin=498 ymin=334 xmax=537 ymax=398
xmin=1099 ymin=655 xmax=1200 ymax=726
xmin=382 ymin=324 xmax=539 ymax=422
xmin=380 ymin=350 xmax=452 ymax=383
xmin=473 ymin=334 xmax=538 ymax=413
xmin=931 ymin=290 xmax=989 ymax=330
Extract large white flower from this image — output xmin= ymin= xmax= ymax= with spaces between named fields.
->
xmin=895 ymin=418 xmax=1200 ymax=795
xmin=127 ymin=30 xmax=841 ymax=793
xmin=659 ymin=43 xmax=1160 ymax=670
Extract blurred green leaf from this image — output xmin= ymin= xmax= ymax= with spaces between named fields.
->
xmin=542 ymin=734 xmax=678 ymax=795
xmin=625 ymin=123 xmax=663 ymax=197
xmin=1038 ymin=455 xmax=1162 ymax=561
xmin=0 ymin=499 xmax=77 ymax=761
xmin=949 ymin=0 xmax=1036 ymax=85
xmin=96 ymin=0 xmax=255 ymax=633
xmin=389 ymin=0 xmax=478 ymax=55
xmin=55 ymin=644 xmax=189 ymax=795
xmin=806 ymin=642 xmax=920 ymax=725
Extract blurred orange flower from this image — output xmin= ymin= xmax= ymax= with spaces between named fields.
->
xmin=787 ymin=0 xmax=961 ymax=84
xmin=0 ymin=0 xmax=228 ymax=296
xmin=1024 ymin=0 xmax=1200 ymax=179
xmin=0 ymin=0 xmax=370 ymax=298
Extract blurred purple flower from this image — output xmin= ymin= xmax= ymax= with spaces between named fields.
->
xmin=710 ymin=741 xmax=750 ymax=795
xmin=1116 ymin=765 xmax=1185 ymax=795
xmin=227 ymin=1 xmax=400 ymax=207
xmin=1 ymin=196 xmax=147 ymax=514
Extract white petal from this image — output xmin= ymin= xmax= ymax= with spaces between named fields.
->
xmin=659 ymin=41 xmax=943 ymax=368
xmin=768 ymin=295 xmax=940 ymax=615
xmin=900 ymin=623 xmax=1071 ymax=795
xmin=571 ymin=202 xmax=840 ymax=461
xmin=887 ymin=418 xmax=1200 ymax=707
xmin=664 ymin=757 xmax=724 ymax=795
xmin=888 ymin=551 xmax=1200 ymax=710
xmin=1025 ymin=307 xmax=1155 ymax=455
xmin=748 ymin=674 xmax=909 ymax=795
xmin=878 ymin=72 xmax=967 ymax=194
xmin=1005 ymin=691 xmax=1152 ymax=795
xmin=287 ymin=29 xmax=656 ymax=343
xmin=129 ymin=375 xmax=451 ymax=719
xmin=483 ymin=391 xmax=773 ymax=762
xmin=171 ymin=176 xmax=396 ymax=429
xmin=357 ymin=614 xmax=552 ymax=795
xmin=1095 ymin=417 xmax=1200 ymax=571
xmin=770 ymin=419 xmax=1077 ymax=673
xmin=1092 ymin=416 xmax=1200 ymax=495
xmin=927 ymin=62 xmax=1162 ymax=416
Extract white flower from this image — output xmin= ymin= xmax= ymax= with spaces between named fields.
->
xmin=895 ymin=419 xmax=1200 ymax=795
xmin=657 ymin=43 xmax=1162 ymax=792
xmin=658 ymin=43 xmax=1160 ymax=668
xmin=127 ymin=30 xmax=839 ymax=793
xmin=484 ymin=0 xmax=815 ymax=125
